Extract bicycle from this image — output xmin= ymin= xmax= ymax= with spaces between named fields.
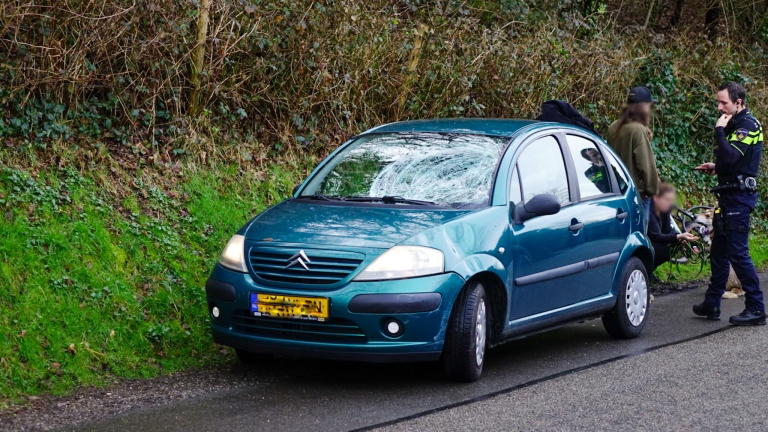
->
xmin=665 ymin=204 xmax=713 ymax=278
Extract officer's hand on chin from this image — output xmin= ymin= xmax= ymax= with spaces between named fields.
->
xmin=716 ymin=114 xmax=732 ymax=128
xmin=695 ymin=162 xmax=716 ymax=176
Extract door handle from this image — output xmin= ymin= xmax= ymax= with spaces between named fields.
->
xmin=569 ymin=222 xmax=584 ymax=232
xmin=616 ymin=210 xmax=628 ymax=220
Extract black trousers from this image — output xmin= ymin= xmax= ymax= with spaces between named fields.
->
xmin=704 ymin=195 xmax=764 ymax=311
xmin=651 ymin=241 xmax=670 ymax=269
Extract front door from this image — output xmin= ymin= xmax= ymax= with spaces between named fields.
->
xmin=509 ymin=135 xmax=586 ymax=320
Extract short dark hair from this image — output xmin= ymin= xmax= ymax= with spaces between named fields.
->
xmin=718 ymin=81 xmax=746 ymax=105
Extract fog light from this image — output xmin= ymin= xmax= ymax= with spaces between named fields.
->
xmin=383 ymin=318 xmax=404 ymax=337
xmin=212 ymin=306 xmax=220 ymax=318
xmin=387 ymin=321 xmax=400 ymax=334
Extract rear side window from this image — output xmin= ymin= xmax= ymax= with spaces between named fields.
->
xmin=517 ymin=136 xmax=570 ymax=205
xmin=606 ymin=152 xmax=630 ymax=194
xmin=565 ymin=135 xmax=612 ymax=199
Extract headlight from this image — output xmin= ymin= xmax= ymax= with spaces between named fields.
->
xmin=219 ymin=234 xmax=248 ymax=273
xmin=354 ymin=246 xmax=444 ymax=281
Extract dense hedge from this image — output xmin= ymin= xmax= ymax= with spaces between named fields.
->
xmin=1 ymin=0 xmax=768 ymax=217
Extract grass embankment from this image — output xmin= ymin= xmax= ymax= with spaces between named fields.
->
xmin=0 ymin=160 xmax=311 ymax=404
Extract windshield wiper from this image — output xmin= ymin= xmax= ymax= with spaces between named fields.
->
xmin=344 ymin=196 xmax=441 ymax=206
xmin=298 ymin=194 xmax=343 ymax=201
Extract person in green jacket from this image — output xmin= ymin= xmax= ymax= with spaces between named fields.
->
xmin=607 ymin=86 xmax=660 ymax=228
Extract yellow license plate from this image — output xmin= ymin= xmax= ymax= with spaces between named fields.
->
xmin=250 ymin=293 xmax=329 ymax=322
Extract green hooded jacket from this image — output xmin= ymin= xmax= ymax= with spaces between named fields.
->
xmin=606 ymin=120 xmax=659 ymax=197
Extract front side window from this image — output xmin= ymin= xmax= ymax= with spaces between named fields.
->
xmin=566 ymin=135 xmax=612 ymax=199
xmin=300 ymin=133 xmax=508 ymax=208
xmin=517 ymin=136 xmax=570 ymax=205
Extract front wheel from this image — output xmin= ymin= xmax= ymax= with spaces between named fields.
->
xmin=602 ymin=257 xmax=649 ymax=339
xmin=442 ymin=281 xmax=488 ymax=382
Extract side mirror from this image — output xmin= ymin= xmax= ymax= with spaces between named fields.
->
xmin=292 ymin=184 xmax=301 ymax=195
xmin=513 ymin=194 xmax=561 ymax=224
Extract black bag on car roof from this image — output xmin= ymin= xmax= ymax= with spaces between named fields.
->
xmin=536 ymin=100 xmax=597 ymax=135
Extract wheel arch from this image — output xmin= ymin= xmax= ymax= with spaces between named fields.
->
xmin=464 ymin=271 xmax=507 ymax=345
xmin=613 ymin=232 xmax=654 ymax=296
xmin=631 ymin=246 xmax=654 ymax=276
xmin=450 ymin=254 xmax=510 ymax=345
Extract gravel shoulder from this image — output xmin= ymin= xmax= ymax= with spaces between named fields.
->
xmin=0 ymin=364 xmax=262 ymax=431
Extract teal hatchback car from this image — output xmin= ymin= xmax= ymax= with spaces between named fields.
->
xmin=206 ymin=119 xmax=653 ymax=382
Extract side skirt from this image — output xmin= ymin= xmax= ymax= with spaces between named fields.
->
xmin=494 ymin=294 xmax=616 ymax=346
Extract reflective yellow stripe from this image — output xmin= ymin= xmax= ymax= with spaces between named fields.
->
xmin=730 ymin=143 xmax=746 ymax=155
xmin=728 ymin=131 xmax=763 ymax=145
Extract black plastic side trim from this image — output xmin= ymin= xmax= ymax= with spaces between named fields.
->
xmin=515 ymin=252 xmax=621 ymax=286
xmin=514 ymin=261 xmax=587 ymax=286
xmin=348 ymin=293 xmax=442 ymax=314
xmin=586 ymin=252 xmax=620 ymax=269
xmin=205 ymin=279 xmax=236 ymax=302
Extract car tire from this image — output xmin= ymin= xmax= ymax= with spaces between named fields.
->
xmin=235 ymin=348 xmax=273 ymax=364
xmin=442 ymin=281 xmax=488 ymax=382
xmin=602 ymin=257 xmax=649 ymax=339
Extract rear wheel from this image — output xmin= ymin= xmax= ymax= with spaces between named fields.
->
xmin=235 ymin=348 xmax=273 ymax=365
xmin=442 ymin=281 xmax=488 ymax=382
xmin=602 ymin=257 xmax=649 ymax=339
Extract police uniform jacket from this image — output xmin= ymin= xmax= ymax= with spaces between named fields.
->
xmin=715 ymin=108 xmax=763 ymax=187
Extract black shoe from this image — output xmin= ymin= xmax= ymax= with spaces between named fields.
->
xmin=693 ymin=303 xmax=721 ymax=320
xmin=729 ymin=309 xmax=767 ymax=326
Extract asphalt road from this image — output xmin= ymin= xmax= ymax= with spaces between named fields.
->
xmin=55 ymin=284 xmax=766 ymax=432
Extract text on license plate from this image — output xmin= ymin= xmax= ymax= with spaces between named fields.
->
xmin=250 ymin=293 xmax=329 ymax=322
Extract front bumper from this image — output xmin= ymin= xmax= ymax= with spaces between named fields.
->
xmin=206 ymin=264 xmax=467 ymax=362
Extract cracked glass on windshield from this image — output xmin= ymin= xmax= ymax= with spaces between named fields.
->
xmin=300 ymin=133 xmax=508 ymax=208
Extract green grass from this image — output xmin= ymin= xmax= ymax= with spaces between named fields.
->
xmin=655 ymin=234 xmax=768 ymax=284
xmin=0 ymin=163 xmax=307 ymax=403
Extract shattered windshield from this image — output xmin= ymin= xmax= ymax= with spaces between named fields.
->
xmin=300 ymin=133 xmax=508 ymax=208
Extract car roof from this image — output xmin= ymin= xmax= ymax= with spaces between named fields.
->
xmin=361 ymin=118 xmax=541 ymax=137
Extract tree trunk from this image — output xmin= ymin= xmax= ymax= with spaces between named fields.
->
xmin=705 ymin=0 xmax=721 ymax=39
xmin=671 ymin=0 xmax=684 ymax=27
xmin=189 ymin=0 xmax=211 ymax=116
xmin=396 ymin=23 xmax=430 ymax=117
xmin=643 ymin=0 xmax=656 ymax=29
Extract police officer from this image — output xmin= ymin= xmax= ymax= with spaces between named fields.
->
xmin=693 ymin=82 xmax=766 ymax=326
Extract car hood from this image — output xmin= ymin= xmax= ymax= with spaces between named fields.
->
xmin=244 ymin=200 xmax=474 ymax=249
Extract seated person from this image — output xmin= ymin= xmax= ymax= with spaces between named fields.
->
xmin=649 ymin=183 xmax=697 ymax=268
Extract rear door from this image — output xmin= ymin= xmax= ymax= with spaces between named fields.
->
xmin=508 ymin=134 xmax=587 ymax=319
xmin=563 ymin=133 xmax=632 ymax=301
